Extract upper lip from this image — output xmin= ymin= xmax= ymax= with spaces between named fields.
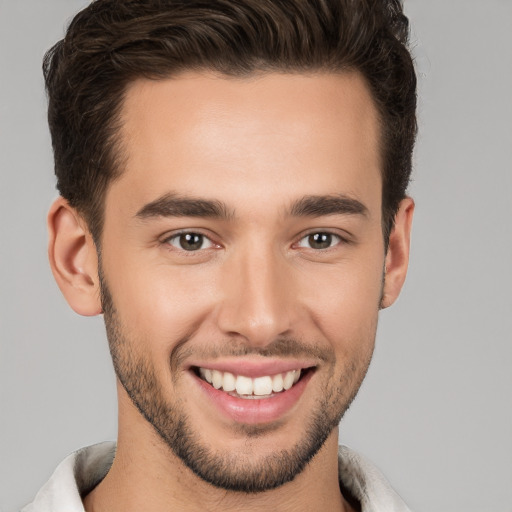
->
xmin=188 ymin=358 xmax=317 ymax=378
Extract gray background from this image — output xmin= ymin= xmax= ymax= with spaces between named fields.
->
xmin=1 ymin=1 xmax=511 ymax=510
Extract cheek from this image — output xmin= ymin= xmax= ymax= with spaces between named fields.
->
xmin=105 ymin=258 xmax=217 ymax=345
xmin=301 ymin=259 xmax=382 ymax=350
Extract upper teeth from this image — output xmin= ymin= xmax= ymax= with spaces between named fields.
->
xmin=199 ymin=368 xmax=301 ymax=396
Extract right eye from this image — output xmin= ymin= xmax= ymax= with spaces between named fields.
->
xmin=165 ymin=232 xmax=215 ymax=251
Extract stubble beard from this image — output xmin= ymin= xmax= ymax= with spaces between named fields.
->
xmin=99 ymin=270 xmax=375 ymax=493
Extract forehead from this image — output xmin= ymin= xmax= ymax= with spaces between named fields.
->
xmin=110 ymin=71 xmax=381 ymax=219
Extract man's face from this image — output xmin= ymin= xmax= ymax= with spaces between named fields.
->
xmin=100 ymin=71 xmax=385 ymax=491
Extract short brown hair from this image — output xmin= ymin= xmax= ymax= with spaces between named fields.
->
xmin=44 ymin=0 xmax=416 ymax=244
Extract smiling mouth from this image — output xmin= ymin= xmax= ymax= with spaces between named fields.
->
xmin=195 ymin=367 xmax=312 ymax=399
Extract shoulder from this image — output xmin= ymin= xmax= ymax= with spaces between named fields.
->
xmin=22 ymin=442 xmax=116 ymax=512
xmin=338 ymin=445 xmax=412 ymax=512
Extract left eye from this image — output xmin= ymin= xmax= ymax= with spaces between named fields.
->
xmin=297 ymin=232 xmax=341 ymax=250
xmin=166 ymin=232 xmax=214 ymax=251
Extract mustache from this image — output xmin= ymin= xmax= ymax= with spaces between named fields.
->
xmin=171 ymin=336 xmax=334 ymax=372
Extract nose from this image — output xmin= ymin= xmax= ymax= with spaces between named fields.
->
xmin=215 ymin=244 xmax=296 ymax=347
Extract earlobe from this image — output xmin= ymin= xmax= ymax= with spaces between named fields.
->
xmin=47 ymin=197 xmax=102 ymax=316
xmin=381 ymin=197 xmax=415 ymax=309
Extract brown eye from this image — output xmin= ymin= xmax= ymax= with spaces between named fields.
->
xmin=298 ymin=232 xmax=340 ymax=250
xmin=167 ymin=232 xmax=213 ymax=251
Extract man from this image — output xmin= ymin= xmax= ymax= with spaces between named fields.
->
xmin=24 ymin=0 xmax=416 ymax=510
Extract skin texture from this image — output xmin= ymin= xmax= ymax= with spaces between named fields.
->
xmin=48 ymin=71 xmax=414 ymax=512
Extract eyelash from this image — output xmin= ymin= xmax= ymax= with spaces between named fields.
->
xmin=295 ymin=231 xmax=347 ymax=251
xmin=161 ymin=229 xmax=349 ymax=253
xmin=162 ymin=231 xmax=218 ymax=252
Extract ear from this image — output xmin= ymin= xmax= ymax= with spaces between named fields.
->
xmin=381 ymin=197 xmax=415 ymax=309
xmin=47 ymin=197 xmax=102 ymax=316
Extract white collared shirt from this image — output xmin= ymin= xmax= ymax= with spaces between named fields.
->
xmin=22 ymin=442 xmax=411 ymax=512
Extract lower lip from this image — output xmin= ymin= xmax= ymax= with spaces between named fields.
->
xmin=193 ymin=371 xmax=313 ymax=425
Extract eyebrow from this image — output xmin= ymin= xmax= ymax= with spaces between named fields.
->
xmin=135 ymin=192 xmax=368 ymax=221
xmin=289 ymin=194 xmax=369 ymax=218
xmin=135 ymin=193 xmax=233 ymax=220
